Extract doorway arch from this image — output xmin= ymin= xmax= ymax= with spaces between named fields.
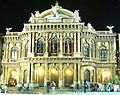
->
xmin=23 ymin=70 xmax=27 ymax=83
xmin=84 ymin=69 xmax=90 ymax=82
xmin=98 ymin=69 xmax=111 ymax=84
xmin=64 ymin=66 xmax=73 ymax=87
xmin=36 ymin=66 xmax=45 ymax=86
xmin=49 ymin=66 xmax=59 ymax=86
xmin=8 ymin=69 xmax=18 ymax=87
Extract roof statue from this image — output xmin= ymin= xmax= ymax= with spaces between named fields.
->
xmin=74 ymin=10 xmax=81 ymax=22
xmin=50 ymin=1 xmax=61 ymax=18
xmin=6 ymin=28 xmax=12 ymax=32
xmin=6 ymin=28 xmax=12 ymax=35
xmin=28 ymin=2 xmax=82 ymax=23
xmin=35 ymin=11 xmax=40 ymax=17
xmin=106 ymin=26 xmax=114 ymax=31
xmin=87 ymin=23 xmax=93 ymax=29
xmin=28 ymin=13 xmax=35 ymax=23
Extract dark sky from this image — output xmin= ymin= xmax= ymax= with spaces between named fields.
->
xmin=0 ymin=0 xmax=120 ymax=34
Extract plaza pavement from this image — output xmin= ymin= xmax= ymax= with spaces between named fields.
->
xmin=5 ymin=87 xmax=120 ymax=95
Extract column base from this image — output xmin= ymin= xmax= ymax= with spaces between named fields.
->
xmin=58 ymin=80 xmax=63 ymax=88
xmin=28 ymin=53 xmax=34 ymax=57
xmin=73 ymin=53 xmax=80 ymax=57
xmin=58 ymin=53 xmax=63 ymax=57
xmin=44 ymin=52 xmax=48 ymax=57
xmin=44 ymin=79 xmax=47 ymax=87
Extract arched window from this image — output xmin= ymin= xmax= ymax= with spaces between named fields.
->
xmin=11 ymin=47 xmax=17 ymax=60
xmin=50 ymin=37 xmax=58 ymax=54
xmin=99 ymin=46 xmax=107 ymax=60
xmin=83 ymin=42 xmax=89 ymax=57
xmin=37 ymin=38 xmax=44 ymax=53
xmin=64 ymin=38 xmax=72 ymax=53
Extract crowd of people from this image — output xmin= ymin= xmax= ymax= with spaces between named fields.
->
xmin=0 ymin=80 xmax=117 ymax=93
xmin=83 ymin=80 xmax=115 ymax=93
xmin=46 ymin=80 xmax=115 ymax=93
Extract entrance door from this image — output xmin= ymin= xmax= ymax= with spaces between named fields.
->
xmin=84 ymin=69 xmax=90 ymax=82
xmin=23 ymin=70 xmax=27 ymax=83
xmin=50 ymin=67 xmax=59 ymax=86
xmin=64 ymin=67 xmax=73 ymax=87
xmin=37 ymin=66 xmax=45 ymax=86
xmin=8 ymin=70 xmax=18 ymax=87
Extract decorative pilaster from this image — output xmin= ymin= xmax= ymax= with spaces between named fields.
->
xmin=32 ymin=33 xmax=35 ymax=56
xmin=44 ymin=33 xmax=48 ymax=57
xmin=18 ymin=67 xmax=21 ymax=84
xmin=95 ymin=67 xmax=98 ymax=82
xmin=74 ymin=63 xmax=77 ymax=85
xmin=44 ymin=63 xmax=48 ymax=86
xmin=5 ymin=43 xmax=8 ymax=60
xmin=27 ymin=63 xmax=30 ymax=84
xmin=31 ymin=63 xmax=34 ymax=83
xmin=89 ymin=40 xmax=91 ymax=60
xmin=58 ymin=33 xmax=63 ymax=57
xmin=1 ymin=67 xmax=5 ymax=83
xmin=73 ymin=33 xmax=76 ymax=56
xmin=78 ymin=63 xmax=80 ymax=85
xmin=28 ymin=33 xmax=32 ymax=57
xmin=5 ymin=67 xmax=8 ymax=84
xmin=59 ymin=63 xmax=63 ymax=86
xmin=78 ymin=33 xmax=80 ymax=56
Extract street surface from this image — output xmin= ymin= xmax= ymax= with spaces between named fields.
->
xmin=2 ymin=87 xmax=120 ymax=95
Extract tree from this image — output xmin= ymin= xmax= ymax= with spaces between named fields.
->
xmin=112 ymin=75 xmax=120 ymax=85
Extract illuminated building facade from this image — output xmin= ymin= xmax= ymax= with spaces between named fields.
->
xmin=1 ymin=2 xmax=117 ymax=87
xmin=0 ymin=34 xmax=3 ymax=77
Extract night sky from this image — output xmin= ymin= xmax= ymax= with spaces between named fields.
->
xmin=0 ymin=0 xmax=120 ymax=35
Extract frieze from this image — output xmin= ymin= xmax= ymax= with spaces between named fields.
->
xmin=81 ymin=62 xmax=96 ymax=66
xmin=28 ymin=57 xmax=82 ymax=63
xmin=2 ymin=63 xmax=20 ymax=66
xmin=96 ymin=63 xmax=116 ymax=68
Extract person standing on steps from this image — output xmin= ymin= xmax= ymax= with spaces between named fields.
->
xmin=46 ymin=81 xmax=51 ymax=93
xmin=51 ymin=81 xmax=56 ymax=93
xmin=83 ymin=79 xmax=88 ymax=93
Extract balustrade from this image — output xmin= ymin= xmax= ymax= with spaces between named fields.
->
xmin=24 ymin=24 xmax=80 ymax=31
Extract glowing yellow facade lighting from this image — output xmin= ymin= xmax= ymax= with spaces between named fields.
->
xmin=66 ymin=69 xmax=71 ymax=74
xmin=11 ymin=71 xmax=18 ymax=79
xmin=102 ymin=71 xmax=110 ymax=77
xmin=51 ymin=68 xmax=56 ymax=74
xmin=38 ymin=67 xmax=44 ymax=73
xmin=65 ymin=68 xmax=73 ymax=76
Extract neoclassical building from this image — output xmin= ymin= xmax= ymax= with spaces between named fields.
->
xmin=1 ymin=2 xmax=117 ymax=87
